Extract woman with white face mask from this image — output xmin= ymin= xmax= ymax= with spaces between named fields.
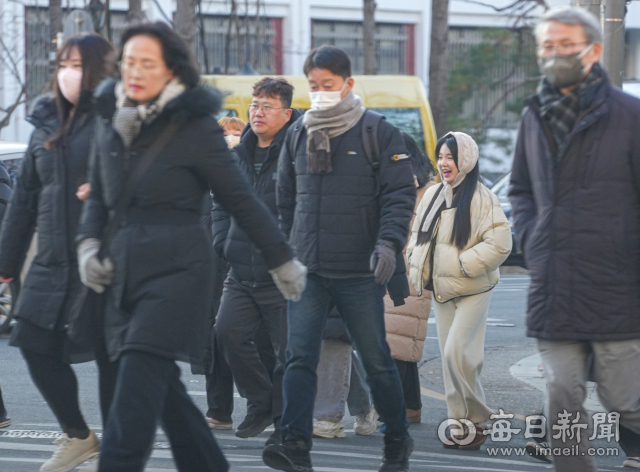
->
xmin=0 ymin=33 xmax=116 ymax=472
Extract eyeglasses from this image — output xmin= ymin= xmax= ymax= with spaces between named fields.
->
xmin=249 ymin=103 xmax=287 ymax=114
xmin=537 ymin=42 xmax=590 ymax=56
xmin=117 ymin=61 xmax=161 ymax=77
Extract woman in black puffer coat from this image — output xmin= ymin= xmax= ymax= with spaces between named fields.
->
xmin=75 ymin=23 xmax=303 ymax=472
xmin=0 ymin=33 xmax=115 ymax=472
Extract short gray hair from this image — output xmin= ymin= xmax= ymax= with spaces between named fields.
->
xmin=535 ymin=6 xmax=602 ymax=45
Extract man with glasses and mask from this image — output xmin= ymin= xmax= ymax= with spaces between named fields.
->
xmin=211 ymin=77 xmax=301 ymax=441
xmin=263 ymin=45 xmax=415 ymax=472
xmin=509 ymin=6 xmax=640 ymax=471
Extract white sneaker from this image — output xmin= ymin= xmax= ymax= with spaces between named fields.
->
xmin=77 ymin=453 xmax=99 ymax=472
xmin=624 ymin=457 xmax=640 ymax=468
xmin=40 ymin=430 xmax=100 ymax=472
xmin=354 ymin=407 xmax=379 ymax=436
xmin=312 ymin=419 xmax=346 ymax=439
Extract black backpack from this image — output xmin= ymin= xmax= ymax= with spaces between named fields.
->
xmin=288 ymin=110 xmax=385 ymax=172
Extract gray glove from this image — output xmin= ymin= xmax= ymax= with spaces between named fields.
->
xmin=370 ymin=240 xmax=396 ymax=285
xmin=270 ymin=258 xmax=307 ymax=302
xmin=77 ymin=238 xmax=114 ymax=294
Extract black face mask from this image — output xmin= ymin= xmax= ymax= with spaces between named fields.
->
xmin=537 ymin=44 xmax=593 ymax=89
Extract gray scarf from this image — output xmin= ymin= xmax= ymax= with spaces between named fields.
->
xmin=303 ymin=91 xmax=365 ymax=174
xmin=113 ymin=79 xmax=186 ymax=147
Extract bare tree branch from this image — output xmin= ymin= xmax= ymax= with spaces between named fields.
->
xmin=481 ymin=76 xmax=539 ymax=124
xmin=0 ymin=83 xmax=27 ymax=130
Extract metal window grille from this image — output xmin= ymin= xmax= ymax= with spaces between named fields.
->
xmin=447 ymin=27 xmax=538 ymax=129
xmin=194 ymin=15 xmax=277 ymax=75
xmin=311 ymin=20 xmax=409 ymax=75
xmin=24 ymin=8 xmax=129 ymax=112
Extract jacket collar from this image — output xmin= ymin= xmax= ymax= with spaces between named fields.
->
xmin=27 ymin=89 xmax=95 ymax=129
xmin=94 ymin=77 xmax=224 ymax=122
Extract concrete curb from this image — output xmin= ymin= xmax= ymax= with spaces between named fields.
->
xmin=510 ymin=352 xmax=605 ymax=413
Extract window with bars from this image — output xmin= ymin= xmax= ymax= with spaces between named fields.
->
xmin=24 ymin=8 xmax=129 ymax=111
xmin=447 ymin=27 xmax=538 ymax=129
xmin=194 ymin=16 xmax=281 ymax=75
xmin=311 ymin=20 xmax=414 ymax=75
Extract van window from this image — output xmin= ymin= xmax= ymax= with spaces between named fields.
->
xmin=217 ymin=109 xmax=238 ymax=121
xmin=371 ymin=108 xmax=425 ymax=153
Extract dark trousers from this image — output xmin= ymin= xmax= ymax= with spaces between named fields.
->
xmin=395 ymin=360 xmax=422 ymax=411
xmin=215 ymin=276 xmax=286 ymax=424
xmin=21 ymin=346 xmax=118 ymax=436
xmin=99 ymin=350 xmax=228 ymax=472
xmin=281 ymin=274 xmax=408 ymax=445
xmin=0 ymin=385 xmax=6 ymax=417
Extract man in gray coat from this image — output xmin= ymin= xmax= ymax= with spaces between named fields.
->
xmin=509 ymin=6 xmax=640 ymax=472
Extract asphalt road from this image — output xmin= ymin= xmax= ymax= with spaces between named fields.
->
xmin=0 ymin=274 xmax=628 ymax=471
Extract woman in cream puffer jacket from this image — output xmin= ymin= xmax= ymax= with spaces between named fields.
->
xmin=407 ymin=132 xmax=511 ymax=450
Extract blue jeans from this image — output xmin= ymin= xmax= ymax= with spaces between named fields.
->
xmin=281 ymin=274 xmax=408 ymax=445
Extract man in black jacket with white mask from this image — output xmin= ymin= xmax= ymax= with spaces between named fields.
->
xmin=212 ymin=77 xmax=300 ymax=440
xmin=262 ymin=46 xmax=415 ymax=472
xmin=509 ymin=6 xmax=640 ymax=471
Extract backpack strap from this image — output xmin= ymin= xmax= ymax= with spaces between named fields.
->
xmin=288 ymin=116 xmax=306 ymax=164
xmin=361 ymin=110 xmax=385 ymax=171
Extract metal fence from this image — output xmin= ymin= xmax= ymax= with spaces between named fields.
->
xmin=24 ymin=8 xmax=129 ymax=111
xmin=312 ymin=20 xmax=410 ymax=75
xmin=447 ymin=27 xmax=538 ymax=129
xmin=194 ymin=15 xmax=278 ymax=75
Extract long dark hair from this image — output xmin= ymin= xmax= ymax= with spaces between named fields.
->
xmin=401 ymin=132 xmax=435 ymax=188
xmin=435 ymin=134 xmax=480 ymax=250
xmin=46 ymin=33 xmax=114 ymax=150
xmin=118 ymin=22 xmax=200 ymax=88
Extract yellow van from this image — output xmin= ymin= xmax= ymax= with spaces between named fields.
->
xmin=201 ymin=75 xmax=437 ymax=168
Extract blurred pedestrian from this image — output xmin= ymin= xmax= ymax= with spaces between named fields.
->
xmin=384 ymin=133 xmax=435 ymax=425
xmin=213 ymin=77 xmax=300 ymax=442
xmin=76 ymin=22 xmax=305 ymax=472
xmin=0 ymin=33 xmax=116 ymax=472
xmin=218 ymin=116 xmax=246 ymax=148
xmin=509 ymin=6 xmax=640 ymax=472
xmin=312 ymin=307 xmax=377 ymax=439
xmin=0 ymin=385 xmax=9 ymax=428
xmin=265 ymin=45 xmax=416 ymax=472
xmin=408 ymin=132 xmax=511 ymax=449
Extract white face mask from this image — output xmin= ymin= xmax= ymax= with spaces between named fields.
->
xmin=57 ymin=67 xmax=83 ymax=105
xmin=308 ymin=81 xmax=348 ymax=111
xmin=225 ymin=134 xmax=240 ymax=148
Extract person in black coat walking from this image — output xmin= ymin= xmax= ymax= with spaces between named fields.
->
xmin=212 ymin=77 xmax=299 ymax=441
xmin=263 ymin=45 xmax=416 ymax=472
xmin=509 ymin=7 xmax=640 ymax=471
xmin=0 ymin=162 xmax=11 ymax=430
xmin=0 ymin=33 xmax=115 ymax=472
xmin=75 ymin=23 xmax=305 ymax=472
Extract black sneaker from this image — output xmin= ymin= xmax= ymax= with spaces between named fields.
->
xmin=265 ymin=429 xmax=281 ymax=447
xmin=235 ymin=412 xmax=273 ymax=438
xmin=525 ymin=441 xmax=552 ymax=463
xmin=0 ymin=413 xmax=9 ymax=429
xmin=263 ymin=439 xmax=313 ymax=472
xmin=379 ymin=434 xmax=414 ymax=472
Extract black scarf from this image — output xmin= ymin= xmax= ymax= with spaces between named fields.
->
xmin=536 ymin=62 xmax=606 ymax=161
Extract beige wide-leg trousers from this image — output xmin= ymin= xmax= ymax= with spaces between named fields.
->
xmin=433 ymin=290 xmax=494 ymax=425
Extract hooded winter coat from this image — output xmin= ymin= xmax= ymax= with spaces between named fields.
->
xmin=0 ymin=93 xmax=96 ymax=330
xmin=509 ymin=72 xmax=640 ymax=341
xmin=76 ymin=79 xmax=293 ymax=363
xmin=384 ymin=183 xmax=433 ymax=363
xmin=408 ymin=184 xmax=511 ymax=304
xmin=212 ymin=110 xmax=301 ymax=287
